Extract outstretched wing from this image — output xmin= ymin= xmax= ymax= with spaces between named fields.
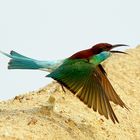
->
xmin=97 ymin=66 xmax=128 ymax=109
xmin=47 ymin=59 xmax=119 ymax=123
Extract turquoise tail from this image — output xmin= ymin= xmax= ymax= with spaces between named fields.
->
xmin=0 ymin=50 xmax=64 ymax=71
xmin=8 ymin=51 xmax=42 ymax=69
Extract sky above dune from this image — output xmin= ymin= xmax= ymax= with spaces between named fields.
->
xmin=0 ymin=0 xmax=140 ymax=100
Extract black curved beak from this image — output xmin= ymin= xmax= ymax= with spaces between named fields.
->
xmin=110 ymin=50 xmax=128 ymax=54
xmin=110 ymin=44 xmax=129 ymax=54
xmin=112 ymin=44 xmax=129 ymax=48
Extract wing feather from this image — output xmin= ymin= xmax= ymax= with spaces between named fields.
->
xmin=47 ymin=59 xmax=122 ymax=123
xmin=97 ymin=66 xmax=128 ymax=109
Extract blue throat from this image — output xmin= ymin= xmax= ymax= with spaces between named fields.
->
xmin=89 ymin=51 xmax=111 ymax=66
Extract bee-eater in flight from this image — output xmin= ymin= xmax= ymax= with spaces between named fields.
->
xmin=0 ymin=43 xmax=128 ymax=123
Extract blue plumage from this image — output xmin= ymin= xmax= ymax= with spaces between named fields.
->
xmin=0 ymin=51 xmax=64 ymax=72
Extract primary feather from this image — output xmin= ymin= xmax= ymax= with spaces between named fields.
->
xmin=47 ymin=58 xmax=120 ymax=123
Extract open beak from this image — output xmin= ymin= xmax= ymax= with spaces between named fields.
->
xmin=110 ymin=44 xmax=129 ymax=54
xmin=112 ymin=44 xmax=129 ymax=48
xmin=110 ymin=50 xmax=128 ymax=54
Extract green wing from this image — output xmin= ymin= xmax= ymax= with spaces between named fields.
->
xmin=47 ymin=59 xmax=119 ymax=123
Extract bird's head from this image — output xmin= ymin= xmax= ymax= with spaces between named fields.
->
xmin=92 ymin=43 xmax=128 ymax=54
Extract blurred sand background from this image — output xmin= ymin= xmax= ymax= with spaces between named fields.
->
xmin=0 ymin=46 xmax=140 ymax=140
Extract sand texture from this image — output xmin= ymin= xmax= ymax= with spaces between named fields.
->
xmin=0 ymin=46 xmax=140 ymax=140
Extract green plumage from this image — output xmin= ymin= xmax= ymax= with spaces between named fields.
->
xmin=48 ymin=59 xmax=92 ymax=81
xmin=47 ymin=56 xmax=119 ymax=123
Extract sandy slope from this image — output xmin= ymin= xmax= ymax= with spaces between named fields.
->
xmin=0 ymin=46 xmax=140 ymax=140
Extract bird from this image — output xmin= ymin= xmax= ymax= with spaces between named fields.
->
xmin=0 ymin=43 xmax=128 ymax=123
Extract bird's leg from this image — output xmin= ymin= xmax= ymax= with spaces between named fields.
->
xmin=60 ymin=83 xmax=66 ymax=93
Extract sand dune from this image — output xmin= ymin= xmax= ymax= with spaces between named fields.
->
xmin=0 ymin=46 xmax=140 ymax=140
